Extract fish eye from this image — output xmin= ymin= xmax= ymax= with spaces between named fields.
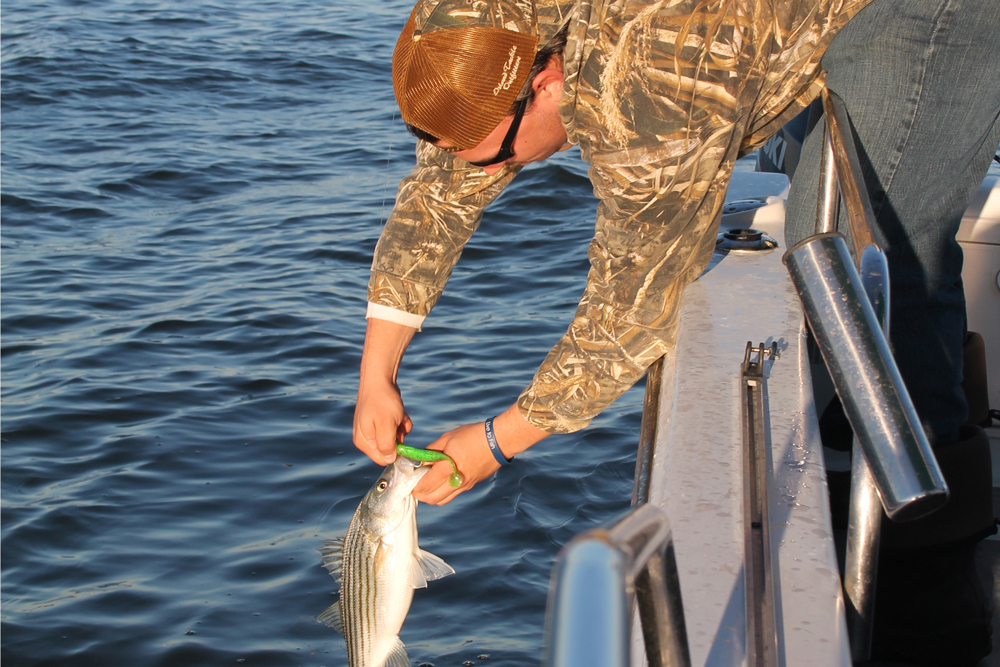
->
xmin=377 ymin=480 xmax=388 ymax=492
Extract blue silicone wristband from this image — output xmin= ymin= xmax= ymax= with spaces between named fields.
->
xmin=484 ymin=417 xmax=511 ymax=465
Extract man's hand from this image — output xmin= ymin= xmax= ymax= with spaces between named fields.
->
xmin=354 ymin=374 xmax=412 ymax=465
xmin=414 ymin=402 xmax=550 ymax=504
xmin=353 ymin=318 xmax=417 ymax=465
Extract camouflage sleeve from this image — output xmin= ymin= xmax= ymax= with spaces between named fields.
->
xmin=367 ymin=140 xmax=520 ymax=321
xmin=517 ymin=144 xmax=738 ymax=433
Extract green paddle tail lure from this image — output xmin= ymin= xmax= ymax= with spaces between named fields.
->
xmin=395 ymin=444 xmax=463 ymax=488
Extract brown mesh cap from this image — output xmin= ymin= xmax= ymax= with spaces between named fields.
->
xmin=393 ymin=0 xmax=539 ymax=150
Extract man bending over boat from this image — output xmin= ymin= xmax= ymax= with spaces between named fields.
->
xmin=356 ymin=0 xmax=871 ymax=492
xmin=354 ymin=0 xmax=999 ymax=664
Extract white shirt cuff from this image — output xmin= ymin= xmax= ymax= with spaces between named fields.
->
xmin=366 ymin=302 xmax=425 ymax=331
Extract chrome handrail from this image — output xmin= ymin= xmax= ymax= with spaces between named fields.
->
xmin=819 ymin=91 xmax=877 ymax=256
xmin=784 ymin=90 xmax=948 ymax=519
xmin=542 ymin=504 xmax=690 ymax=667
xmin=785 ymin=88 xmax=950 ymax=659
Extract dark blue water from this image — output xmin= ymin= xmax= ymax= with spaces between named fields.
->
xmin=1 ymin=2 xmax=643 ymax=665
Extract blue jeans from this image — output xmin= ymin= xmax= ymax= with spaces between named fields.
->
xmin=784 ymin=0 xmax=1000 ymax=447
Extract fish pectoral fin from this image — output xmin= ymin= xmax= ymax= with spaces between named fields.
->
xmin=415 ymin=548 xmax=455 ymax=583
xmin=316 ymin=599 xmax=344 ymax=635
xmin=409 ymin=556 xmax=429 ymax=589
xmin=379 ymin=636 xmax=411 ymax=667
xmin=318 ymin=537 xmax=345 ymax=582
xmin=409 ymin=548 xmax=454 ymax=589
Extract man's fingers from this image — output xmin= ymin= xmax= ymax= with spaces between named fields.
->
xmin=354 ymin=415 xmax=398 ymax=465
xmin=416 ymin=484 xmax=461 ymax=505
xmin=396 ymin=413 xmax=413 ymax=444
xmin=354 ymin=421 xmax=378 ymax=455
xmin=374 ymin=421 xmax=399 ymax=464
xmin=413 ymin=459 xmax=450 ymax=495
xmin=413 ymin=460 xmax=466 ymax=504
xmin=432 ymin=487 xmax=463 ymax=505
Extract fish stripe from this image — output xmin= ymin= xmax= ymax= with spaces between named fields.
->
xmin=347 ymin=534 xmax=354 ymax=663
xmin=345 ymin=533 xmax=353 ymax=665
xmin=347 ymin=531 xmax=360 ymax=665
xmin=353 ymin=535 xmax=366 ymax=665
xmin=355 ymin=537 xmax=365 ymax=665
xmin=366 ymin=541 xmax=373 ymax=664
xmin=360 ymin=537 xmax=368 ymax=665
xmin=361 ymin=536 xmax=373 ymax=664
xmin=366 ymin=541 xmax=375 ymax=664
xmin=352 ymin=537 xmax=359 ymax=666
xmin=355 ymin=535 xmax=364 ymax=665
xmin=351 ymin=533 xmax=358 ymax=664
xmin=367 ymin=539 xmax=374 ymax=662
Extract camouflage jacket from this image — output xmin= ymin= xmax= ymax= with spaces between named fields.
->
xmin=368 ymin=0 xmax=872 ymax=433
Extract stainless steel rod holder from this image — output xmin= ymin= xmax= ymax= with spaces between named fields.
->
xmin=782 ymin=233 xmax=948 ymax=520
xmin=842 ymin=244 xmax=891 ymax=660
xmin=543 ymin=504 xmax=690 ymax=667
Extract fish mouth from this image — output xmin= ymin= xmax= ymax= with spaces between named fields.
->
xmin=364 ymin=461 xmax=430 ymax=535
xmin=392 ymin=457 xmax=431 ymax=485
xmin=382 ymin=462 xmax=430 ymax=531
xmin=394 ymin=454 xmax=426 ymax=472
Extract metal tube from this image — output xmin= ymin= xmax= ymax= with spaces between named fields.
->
xmin=782 ymin=234 xmax=948 ymax=520
xmin=843 ymin=244 xmax=890 ymax=660
xmin=821 ymin=90 xmax=876 ymax=258
xmin=857 ymin=245 xmax=890 ymax=335
xmin=635 ymin=541 xmax=690 ymax=667
xmin=544 ymin=539 xmax=630 ymax=667
xmin=543 ymin=505 xmax=690 ymax=667
xmin=633 ymin=356 xmax=664 ymax=506
xmin=844 ymin=437 xmax=881 ymax=661
xmin=816 ymin=122 xmax=841 ymax=235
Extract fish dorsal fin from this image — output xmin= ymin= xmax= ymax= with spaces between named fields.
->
xmin=317 ymin=600 xmax=343 ymax=635
xmin=317 ymin=537 xmax=345 ymax=582
xmin=413 ymin=548 xmax=455 ymax=588
xmin=380 ymin=636 xmax=411 ymax=667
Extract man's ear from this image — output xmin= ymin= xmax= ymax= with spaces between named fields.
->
xmin=531 ymin=66 xmax=564 ymax=100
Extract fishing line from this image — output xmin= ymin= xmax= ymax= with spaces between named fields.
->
xmin=378 ymin=110 xmax=395 ymax=230
xmin=369 ymin=109 xmax=394 ymax=278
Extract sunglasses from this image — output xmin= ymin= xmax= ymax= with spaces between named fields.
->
xmin=466 ymin=96 xmax=529 ymax=168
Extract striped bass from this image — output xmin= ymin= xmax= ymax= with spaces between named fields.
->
xmin=318 ymin=455 xmax=454 ymax=667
